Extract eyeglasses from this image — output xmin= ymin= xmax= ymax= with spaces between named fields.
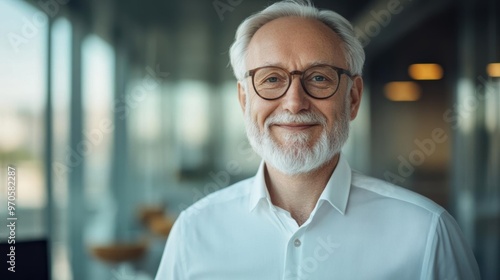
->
xmin=245 ymin=64 xmax=353 ymax=100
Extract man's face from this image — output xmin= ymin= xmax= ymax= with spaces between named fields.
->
xmin=238 ymin=17 xmax=363 ymax=174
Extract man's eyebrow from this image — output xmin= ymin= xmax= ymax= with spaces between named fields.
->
xmin=307 ymin=60 xmax=338 ymax=67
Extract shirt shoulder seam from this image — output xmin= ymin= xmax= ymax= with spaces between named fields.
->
xmin=419 ymin=210 xmax=443 ymax=279
xmin=351 ymin=171 xmax=445 ymax=215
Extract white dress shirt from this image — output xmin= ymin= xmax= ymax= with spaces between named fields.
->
xmin=155 ymin=155 xmax=480 ymax=280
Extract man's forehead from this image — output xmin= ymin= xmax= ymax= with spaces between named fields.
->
xmin=249 ymin=16 xmax=343 ymax=45
xmin=251 ymin=60 xmax=341 ymax=70
xmin=246 ymin=16 xmax=348 ymax=69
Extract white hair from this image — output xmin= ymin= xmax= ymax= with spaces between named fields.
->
xmin=229 ymin=0 xmax=365 ymax=84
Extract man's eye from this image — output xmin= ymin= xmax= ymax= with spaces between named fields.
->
xmin=265 ymin=77 xmax=279 ymax=83
xmin=312 ymin=75 xmax=327 ymax=82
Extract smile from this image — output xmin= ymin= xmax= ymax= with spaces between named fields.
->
xmin=273 ymin=123 xmax=319 ymax=131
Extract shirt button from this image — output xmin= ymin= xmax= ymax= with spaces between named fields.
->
xmin=294 ymin=239 xmax=301 ymax=247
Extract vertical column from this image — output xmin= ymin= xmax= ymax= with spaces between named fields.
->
xmin=454 ymin=0 xmax=500 ymax=278
xmin=44 ymin=14 xmax=54 ymax=280
xmin=68 ymin=19 xmax=86 ymax=280
xmin=207 ymin=11 xmax=224 ymax=170
xmin=453 ymin=0 xmax=479 ymax=244
xmin=478 ymin=0 xmax=500 ymax=278
xmin=111 ymin=34 xmax=129 ymax=240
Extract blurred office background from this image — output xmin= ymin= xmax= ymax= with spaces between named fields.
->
xmin=0 ymin=0 xmax=498 ymax=279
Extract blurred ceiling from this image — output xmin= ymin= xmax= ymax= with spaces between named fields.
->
xmin=24 ymin=0 xmax=454 ymax=81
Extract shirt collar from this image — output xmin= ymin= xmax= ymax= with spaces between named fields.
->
xmin=248 ymin=154 xmax=352 ymax=215
xmin=318 ymin=154 xmax=351 ymax=215
xmin=248 ymin=161 xmax=271 ymax=212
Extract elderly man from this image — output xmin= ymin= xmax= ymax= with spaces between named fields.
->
xmin=156 ymin=1 xmax=480 ymax=279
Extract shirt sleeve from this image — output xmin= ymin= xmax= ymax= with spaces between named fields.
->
xmin=155 ymin=211 xmax=187 ymax=280
xmin=421 ymin=210 xmax=481 ymax=280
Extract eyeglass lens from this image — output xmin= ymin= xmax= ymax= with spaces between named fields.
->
xmin=253 ymin=66 xmax=340 ymax=99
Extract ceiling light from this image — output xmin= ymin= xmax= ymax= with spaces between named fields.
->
xmin=487 ymin=63 xmax=500 ymax=77
xmin=384 ymin=81 xmax=421 ymax=102
xmin=408 ymin=63 xmax=443 ymax=80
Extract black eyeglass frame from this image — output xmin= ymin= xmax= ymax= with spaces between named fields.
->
xmin=244 ymin=64 xmax=354 ymax=100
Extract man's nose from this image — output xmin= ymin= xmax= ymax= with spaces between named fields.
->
xmin=280 ymin=76 xmax=311 ymax=114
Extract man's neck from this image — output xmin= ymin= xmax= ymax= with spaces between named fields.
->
xmin=264 ymin=154 xmax=340 ymax=226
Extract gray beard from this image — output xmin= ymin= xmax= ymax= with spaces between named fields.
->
xmin=244 ymin=97 xmax=351 ymax=175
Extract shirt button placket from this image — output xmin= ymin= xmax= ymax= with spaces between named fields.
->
xmin=283 ymin=233 xmax=304 ymax=280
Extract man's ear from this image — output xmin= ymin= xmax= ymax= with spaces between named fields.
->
xmin=238 ymin=82 xmax=247 ymax=113
xmin=349 ymin=76 xmax=363 ymax=121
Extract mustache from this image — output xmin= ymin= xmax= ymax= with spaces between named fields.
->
xmin=264 ymin=111 xmax=327 ymax=128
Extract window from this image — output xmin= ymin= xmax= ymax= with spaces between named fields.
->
xmin=0 ymin=0 xmax=48 ymax=239
xmin=51 ymin=16 xmax=72 ymax=280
